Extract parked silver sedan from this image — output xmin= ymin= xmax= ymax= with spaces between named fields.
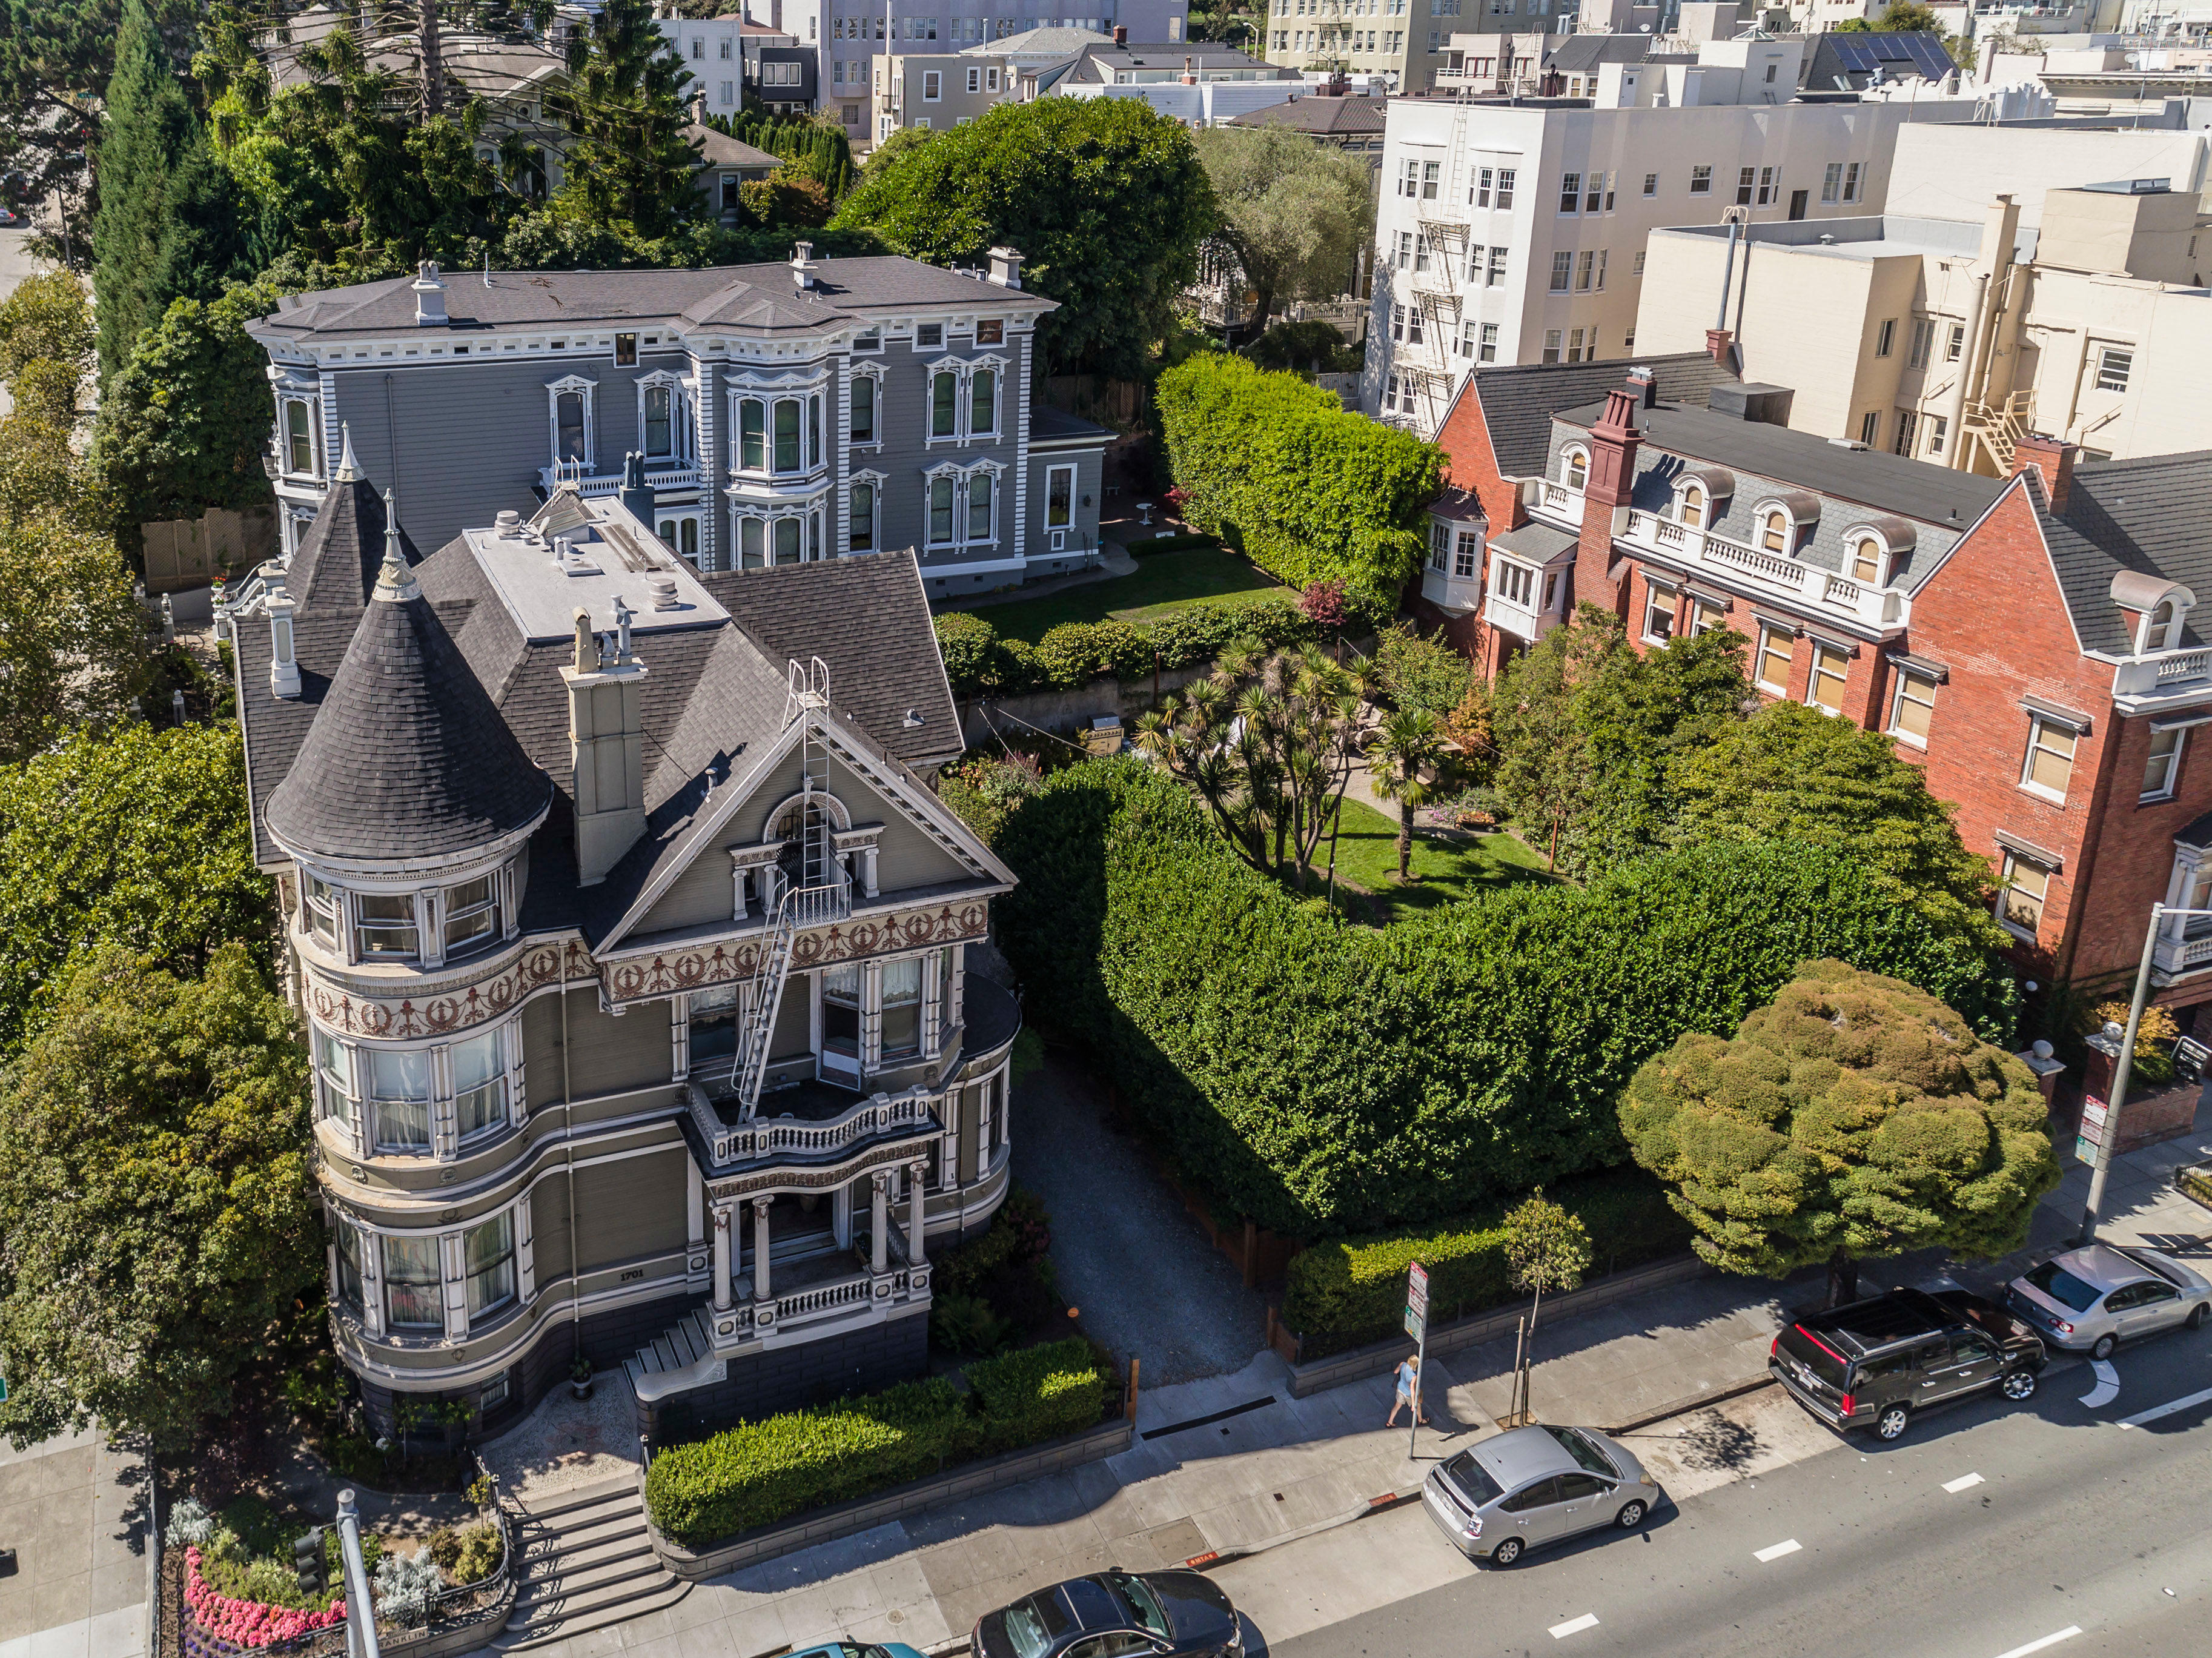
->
xmin=2004 ymin=1243 xmax=2212 ymax=1361
xmin=1421 ymin=1424 xmax=1661 ymax=1567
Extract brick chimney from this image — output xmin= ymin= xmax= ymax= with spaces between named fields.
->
xmin=2013 ymin=431 xmax=2079 ymax=514
xmin=1572 ymin=374 xmax=1646 ymax=620
xmin=1704 ymin=326 xmax=1735 ymax=369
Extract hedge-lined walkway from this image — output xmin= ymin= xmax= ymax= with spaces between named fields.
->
xmin=1012 ymin=1046 xmax=1268 ymax=1386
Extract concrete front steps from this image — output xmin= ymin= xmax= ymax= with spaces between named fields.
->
xmin=491 ymin=1475 xmax=686 ymax=1651
xmin=622 ymin=1305 xmax=724 ymax=1399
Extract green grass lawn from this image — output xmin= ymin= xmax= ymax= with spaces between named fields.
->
xmin=942 ymin=546 xmax=1285 ymax=645
xmin=1320 ymin=795 xmax=1560 ymax=925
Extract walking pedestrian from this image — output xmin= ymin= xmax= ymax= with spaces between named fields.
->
xmin=1385 ymin=1351 xmax=1426 ymax=1428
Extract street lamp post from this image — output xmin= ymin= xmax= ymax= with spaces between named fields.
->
xmin=2079 ymin=901 xmax=2212 ymax=1245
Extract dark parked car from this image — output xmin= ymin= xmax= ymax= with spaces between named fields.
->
xmin=973 ymin=1571 xmax=1242 ymax=1658
xmin=1770 ymin=1286 xmax=2045 ymax=1442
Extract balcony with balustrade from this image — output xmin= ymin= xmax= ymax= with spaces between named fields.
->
xmin=1615 ymin=508 xmax=1910 ymax=635
xmin=2111 ymin=646 xmax=2212 ymax=716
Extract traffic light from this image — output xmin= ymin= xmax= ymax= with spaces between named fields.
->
xmin=294 ymin=1528 xmax=325 ymax=1596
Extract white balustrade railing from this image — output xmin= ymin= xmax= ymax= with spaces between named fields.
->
xmin=2112 ymin=647 xmax=2212 ymax=701
xmin=1618 ymin=511 xmax=1907 ymax=631
xmin=706 ymin=1085 xmax=938 ymax=1168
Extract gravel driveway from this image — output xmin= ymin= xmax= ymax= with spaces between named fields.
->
xmin=1012 ymin=1047 xmax=1268 ymax=1386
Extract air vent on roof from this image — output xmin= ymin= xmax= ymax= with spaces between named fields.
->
xmin=1828 ymin=438 xmax=1869 ymax=451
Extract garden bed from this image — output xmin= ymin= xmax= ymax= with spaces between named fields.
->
xmin=2176 ymin=1161 xmax=2212 ymax=1211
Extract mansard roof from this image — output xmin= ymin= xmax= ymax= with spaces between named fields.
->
xmin=263 ymin=524 xmax=551 ymax=864
xmin=1464 ymin=353 xmax=1735 ymax=480
xmin=2039 ymin=449 xmax=2212 ymax=657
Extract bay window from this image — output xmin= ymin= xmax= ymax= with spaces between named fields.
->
xmin=285 ymin=400 xmax=317 ymax=476
xmin=807 ymin=395 xmax=822 ymax=469
xmin=739 ymin=399 xmax=766 ymax=471
xmin=690 ymin=984 xmax=740 ymax=1071
xmin=881 ymin=957 xmax=922 ymax=1058
xmin=774 ymin=516 xmax=802 ymax=565
xmin=369 ymin=1047 xmax=432 ymax=1153
xmin=452 ymin=1029 xmax=505 ymax=1143
xmin=773 ymin=399 xmax=802 ymax=472
xmin=741 ymin=517 xmax=766 ymax=568
xmin=383 ymin=1235 xmax=443 ymax=1328
xmin=465 ymin=1213 xmax=517 ymax=1320
xmin=443 ymin=874 xmax=500 ymax=956
xmin=335 ymin=1220 xmax=363 ymax=1310
xmin=314 ymin=1027 xmax=353 ymax=1132
xmin=850 ymin=481 xmax=876 ymax=551
xmin=969 ymin=369 xmax=996 ymax=436
xmin=354 ymin=893 xmax=418 ymax=959
xmin=305 ymin=874 xmax=340 ymax=949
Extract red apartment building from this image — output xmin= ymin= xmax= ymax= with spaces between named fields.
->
xmin=1415 ymin=354 xmax=2212 ymax=1025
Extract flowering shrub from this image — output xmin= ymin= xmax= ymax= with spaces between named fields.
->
xmin=184 ymin=1547 xmax=346 ymax=1648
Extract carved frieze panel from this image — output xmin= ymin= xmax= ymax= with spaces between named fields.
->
xmin=604 ymin=901 xmax=988 ymax=1009
xmin=303 ymin=940 xmax=591 ymax=1040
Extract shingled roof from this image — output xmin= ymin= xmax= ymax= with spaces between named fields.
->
xmin=1467 ymin=353 xmax=1736 ymax=479
xmin=264 ymin=520 xmax=551 ymax=863
xmin=285 ymin=429 xmax=423 ymax=615
xmin=2039 ymin=450 xmax=2212 ymax=655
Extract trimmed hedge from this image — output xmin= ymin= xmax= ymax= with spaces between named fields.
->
xmin=1130 ymin=532 xmax=1219 ymax=556
xmin=644 ymin=1339 xmax=1107 ymax=1547
xmin=990 ymin=760 xmax=2012 ymax=1239
xmin=1155 ymin=354 xmax=1443 ymax=599
xmin=1282 ymin=1167 xmax=1692 ymax=1358
xmin=932 ymin=599 xmax=1323 ymax=698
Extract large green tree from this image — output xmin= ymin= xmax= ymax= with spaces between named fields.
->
xmin=88 ymin=277 xmax=277 ymax=532
xmin=1192 ymin=125 xmax=1371 ymax=338
xmin=90 ymin=0 xmax=243 ymax=384
xmin=1670 ymin=699 xmax=1999 ymax=946
xmin=0 ymin=941 xmax=319 ymax=1451
xmin=833 ymin=98 xmax=1217 ymax=380
xmin=0 ymin=509 xmax=148 ymax=758
xmin=0 ymin=723 xmax=271 ymax=1054
xmin=554 ymin=0 xmax=700 ymax=239
xmin=1620 ymin=958 xmax=2060 ymax=1307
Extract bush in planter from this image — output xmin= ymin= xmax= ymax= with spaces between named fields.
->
xmin=965 ymin=1337 xmax=1107 ymax=1452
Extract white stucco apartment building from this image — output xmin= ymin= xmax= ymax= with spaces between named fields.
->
xmin=1359 ymin=35 xmax=2040 ymax=435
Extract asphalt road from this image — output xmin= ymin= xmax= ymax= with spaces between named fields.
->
xmin=1263 ymin=1321 xmax=2212 ymax=1658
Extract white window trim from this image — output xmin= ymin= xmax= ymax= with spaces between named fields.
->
xmin=1755 ymin=623 xmax=1796 ymax=695
xmin=1493 ymin=555 xmax=1537 ymax=609
xmin=732 ymin=493 xmax=833 ymax=568
xmin=2142 ymin=725 xmax=2187 ymax=803
xmin=546 ymin=373 xmax=597 ymax=475
xmin=847 ymin=468 xmax=885 ymax=554
xmin=1841 ymin=525 xmax=1901 ymax=587
xmin=634 ymin=368 xmax=692 ymax=463
xmin=2019 ymin=711 xmax=2084 ymax=804
xmin=727 ymin=386 xmax=828 ymax=480
xmin=922 ymin=458 xmax=1004 ymax=550
xmin=330 ymin=1190 xmax=536 ymax=1342
xmin=847 ymin=360 xmax=887 ymax=449
xmin=279 ymin=394 xmax=322 ymax=480
xmin=1805 ymin=639 xmax=1853 ymax=718
xmin=1752 ymin=497 xmax=1810 ymax=555
xmin=1995 ymin=847 xmax=2053 ymax=943
xmin=1559 ymin=443 xmax=1589 ymax=491
xmin=921 ymin=353 xmax=1009 ymax=446
xmin=1888 ymin=669 xmax=1937 ymax=749
xmin=1641 ymin=580 xmax=1677 ymax=646
xmin=1042 ymin=462 xmax=1076 ymax=543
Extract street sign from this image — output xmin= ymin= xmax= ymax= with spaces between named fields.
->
xmin=1409 ymin=1261 xmax=1429 ymax=1296
xmin=1404 ymin=1303 xmax=1424 ymax=1340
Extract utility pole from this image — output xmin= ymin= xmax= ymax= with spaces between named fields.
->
xmin=335 ymin=1488 xmax=381 ymax=1658
xmin=2079 ymin=901 xmax=2206 ymax=1244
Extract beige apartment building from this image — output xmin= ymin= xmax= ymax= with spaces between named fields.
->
xmin=1635 ymin=148 xmax=2212 ymax=467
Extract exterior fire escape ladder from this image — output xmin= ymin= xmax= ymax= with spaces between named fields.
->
xmin=729 ymin=660 xmax=849 ymax=1119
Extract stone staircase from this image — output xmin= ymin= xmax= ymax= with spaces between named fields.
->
xmin=623 ymin=1304 xmax=726 ymax=1400
xmin=492 ymin=1474 xmax=686 ymax=1651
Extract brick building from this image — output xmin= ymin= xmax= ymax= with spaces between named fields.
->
xmin=1417 ymin=353 xmax=2212 ymax=1020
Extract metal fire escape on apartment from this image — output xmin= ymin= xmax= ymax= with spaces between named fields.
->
xmin=1401 ymin=105 xmax=1473 ymax=431
xmin=726 ymin=657 xmax=852 ymax=1116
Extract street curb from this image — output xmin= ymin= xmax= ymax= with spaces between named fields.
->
xmin=1603 ymin=1375 xmax=1780 ymax=1437
xmin=1177 ymin=1484 xmax=1426 ymax=1574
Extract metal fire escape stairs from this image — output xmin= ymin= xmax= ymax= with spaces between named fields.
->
xmin=725 ymin=658 xmax=849 ymax=1119
xmin=1405 ymin=107 xmax=1472 ymax=428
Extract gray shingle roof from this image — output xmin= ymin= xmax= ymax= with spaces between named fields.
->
xmin=285 ymin=469 xmax=423 ymax=615
xmin=1472 ymin=354 xmax=1734 ymax=480
xmin=2041 ymin=451 xmax=2212 ymax=655
xmin=254 ymin=257 xmax=1054 ymax=342
xmin=1545 ymin=36 xmax=1662 ymax=73
xmin=684 ymin=123 xmax=780 ymax=172
xmin=1230 ymin=96 xmax=1385 ymax=135
xmin=264 ymin=551 xmax=552 ymax=863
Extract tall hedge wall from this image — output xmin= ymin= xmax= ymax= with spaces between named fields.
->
xmin=1154 ymin=354 xmax=1443 ymax=600
xmin=991 ymin=760 xmax=2011 ymax=1239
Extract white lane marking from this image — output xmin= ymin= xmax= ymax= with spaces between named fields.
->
xmin=2078 ymin=1360 xmax=2120 ymax=1408
xmin=1549 ymin=1614 xmax=1600 ymax=1639
xmin=1753 ymin=1539 xmax=1802 ymax=1562
xmin=1943 ymin=1472 xmax=1985 ymax=1493
xmin=2119 ymin=1382 xmax=2212 ymax=1428
xmin=1991 ymin=1628 xmax=2081 ymax=1658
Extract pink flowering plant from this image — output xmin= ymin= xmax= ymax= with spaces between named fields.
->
xmin=184 ymin=1546 xmax=346 ymax=1649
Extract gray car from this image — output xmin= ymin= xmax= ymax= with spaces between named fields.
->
xmin=2004 ymin=1243 xmax=2212 ymax=1361
xmin=1421 ymin=1424 xmax=1661 ymax=1567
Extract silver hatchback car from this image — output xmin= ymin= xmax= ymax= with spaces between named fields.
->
xmin=2005 ymin=1243 xmax=2212 ymax=1361
xmin=1421 ymin=1424 xmax=1661 ymax=1567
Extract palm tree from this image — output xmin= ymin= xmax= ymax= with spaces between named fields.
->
xmin=1368 ymin=709 xmax=1445 ymax=883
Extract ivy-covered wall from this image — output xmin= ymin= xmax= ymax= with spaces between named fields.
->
xmin=992 ymin=760 xmax=2012 ymax=1239
xmin=1154 ymin=354 xmax=1443 ymax=600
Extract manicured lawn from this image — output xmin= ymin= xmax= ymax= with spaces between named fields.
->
xmin=941 ymin=546 xmax=1286 ymax=645
xmin=1319 ymin=795 xmax=1560 ymax=925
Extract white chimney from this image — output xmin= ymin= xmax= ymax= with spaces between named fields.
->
xmin=792 ymin=240 xmax=821 ymax=290
xmin=266 ymin=570 xmax=301 ymax=699
xmin=987 ymin=246 xmax=1024 ymax=289
xmin=412 ymin=260 xmax=448 ymax=326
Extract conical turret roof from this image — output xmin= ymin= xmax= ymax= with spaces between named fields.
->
xmin=285 ymin=425 xmax=422 ymax=615
xmin=265 ymin=500 xmax=551 ymax=864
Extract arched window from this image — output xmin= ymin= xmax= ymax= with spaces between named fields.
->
xmin=968 ymin=472 xmax=995 ymax=541
xmin=931 ymin=371 xmax=959 ymax=439
xmin=1761 ymin=510 xmax=1789 ymax=554
xmin=1563 ymin=447 xmax=1588 ymax=490
xmin=850 ymin=375 xmax=876 ymax=443
xmin=850 ymin=481 xmax=876 ymax=551
xmin=1680 ymin=484 xmax=1704 ymax=528
xmin=1850 ymin=537 xmax=1883 ymax=583
xmin=772 ymin=399 xmax=802 ymax=473
xmin=2148 ymin=598 xmax=2179 ymax=652
xmin=642 ymin=385 xmax=673 ymax=457
xmin=740 ymin=516 xmax=766 ymax=568
xmin=970 ymin=368 xmax=997 ymax=436
xmin=773 ymin=516 xmax=802 ymax=564
xmin=555 ymin=390 xmax=588 ymax=462
xmin=738 ymin=399 xmax=766 ymax=471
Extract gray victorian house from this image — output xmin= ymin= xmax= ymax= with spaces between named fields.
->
xmin=228 ymin=439 xmax=1021 ymax=1443
xmin=246 ymin=246 xmax=1110 ymax=603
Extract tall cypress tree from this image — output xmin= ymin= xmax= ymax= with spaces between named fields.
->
xmin=555 ymin=0 xmax=698 ymax=239
xmin=91 ymin=0 xmax=240 ymax=385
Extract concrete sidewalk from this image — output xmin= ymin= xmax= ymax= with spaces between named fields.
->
xmin=467 ymin=1096 xmax=2212 ymax=1657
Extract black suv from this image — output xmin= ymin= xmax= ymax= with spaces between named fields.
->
xmin=1770 ymin=1287 xmax=2046 ymax=1442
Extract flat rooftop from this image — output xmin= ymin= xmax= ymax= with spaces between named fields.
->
xmin=464 ymin=495 xmax=729 ymax=645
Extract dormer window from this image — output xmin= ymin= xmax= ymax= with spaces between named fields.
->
xmin=2147 ymin=598 xmax=2180 ymax=652
xmin=443 ymin=875 xmax=501 ymax=957
xmin=2112 ymin=572 xmax=2196 ymax=656
xmin=1761 ymin=509 xmax=1789 ymax=554
xmin=1562 ymin=446 xmax=1589 ymax=490
xmin=1679 ymin=483 xmax=1705 ymax=528
xmin=355 ymin=894 xmax=419 ymax=960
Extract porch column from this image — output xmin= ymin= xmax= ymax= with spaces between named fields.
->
xmin=907 ymin=1158 xmax=929 ymax=1267
xmin=869 ymin=1171 xmax=890 ymax=1274
xmin=832 ymin=1179 xmax=854 ymax=1249
xmin=711 ymin=1204 xmax=732 ymax=1313
xmin=752 ymin=1195 xmax=773 ymax=1304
